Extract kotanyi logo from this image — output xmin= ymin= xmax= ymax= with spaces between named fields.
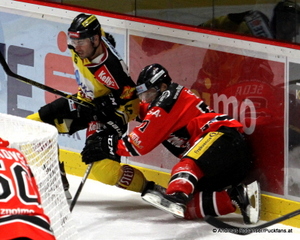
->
xmin=95 ymin=65 xmax=119 ymax=90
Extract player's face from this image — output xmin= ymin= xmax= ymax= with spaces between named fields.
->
xmin=138 ymin=88 xmax=159 ymax=103
xmin=70 ymin=38 xmax=95 ymax=59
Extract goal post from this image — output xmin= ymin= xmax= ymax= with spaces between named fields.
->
xmin=0 ymin=113 xmax=79 ymax=240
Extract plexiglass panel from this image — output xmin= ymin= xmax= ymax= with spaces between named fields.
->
xmin=45 ymin=0 xmax=300 ymax=43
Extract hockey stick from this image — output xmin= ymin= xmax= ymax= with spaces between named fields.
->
xmin=204 ymin=209 xmax=300 ymax=235
xmin=0 ymin=51 xmax=93 ymax=108
xmin=0 ymin=52 xmax=96 ymax=210
xmin=69 ymin=162 xmax=94 ymax=212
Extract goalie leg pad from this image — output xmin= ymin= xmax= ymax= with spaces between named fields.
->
xmin=116 ymin=165 xmax=147 ymax=193
xmin=91 ymin=159 xmax=121 ymax=185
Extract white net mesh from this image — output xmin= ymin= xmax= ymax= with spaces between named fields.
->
xmin=0 ymin=113 xmax=79 ymax=240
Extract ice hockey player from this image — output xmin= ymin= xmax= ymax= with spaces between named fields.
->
xmin=0 ymin=138 xmax=56 ymax=240
xmin=26 ymin=13 xmax=140 ymax=199
xmin=81 ymin=63 xmax=261 ymax=224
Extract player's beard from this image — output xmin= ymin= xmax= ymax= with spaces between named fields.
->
xmin=76 ymin=44 xmax=98 ymax=60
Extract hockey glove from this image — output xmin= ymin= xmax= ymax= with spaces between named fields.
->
xmin=81 ymin=130 xmax=120 ymax=164
xmin=93 ymin=94 xmax=127 ymax=137
xmin=76 ymin=104 xmax=96 ymax=122
xmin=77 ymin=93 xmax=119 ymax=120
xmin=92 ymin=94 xmax=118 ymax=121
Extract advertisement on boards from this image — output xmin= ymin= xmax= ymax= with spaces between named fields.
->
xmin=0 ymin=11 xmax=126 ymax=152
xmin=1 ymin=6 xmax=298 ymax=197
xmin=128 ymin=35 xmax=285 ymax=195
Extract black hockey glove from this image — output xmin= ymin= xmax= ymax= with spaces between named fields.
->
xmin=77 ymin=93 xmax=119 ymax=121
xmin=92 ymin=93 xmax=119 ymax=121
xmin=76 ymin=104 xmax=96 ymax=122
xmin=93 ymin=94 xmax=127 ymax=137
xmin=81 ymin=130 xmax=120 ymax=165
xmin=78 ymin=94 xmax=127 ymax=136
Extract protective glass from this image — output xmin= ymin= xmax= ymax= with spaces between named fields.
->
xmin=138 ymin=88 xmax=159 ymax=103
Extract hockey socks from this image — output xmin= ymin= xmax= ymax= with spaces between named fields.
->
xmin=167 ymin=158 xmax=204 ymax=195
xmin=184 ymin=190 xmax=235 ymax=220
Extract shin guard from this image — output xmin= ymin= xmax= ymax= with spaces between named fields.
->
xmin=167 ymin=158 xmax=204 ymax=196
xmin=116 ymin=165 xmax=147 ymax=193
xmin=91 ymin=159 xmax=121 ymax=185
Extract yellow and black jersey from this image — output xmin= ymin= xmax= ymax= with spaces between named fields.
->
xmin=68 ymin=36 xmax=139 ymax=123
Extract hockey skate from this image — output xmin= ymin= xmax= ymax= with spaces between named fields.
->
xmin=141 ymin=183 xmax=189 ymax=218
xmin=227 ymin=181 xmax=261 ymax=224
xmin=142 ymin=181 xmax=166 ymax=194
xmin=59 ymin=161 xmax=72 ymax=200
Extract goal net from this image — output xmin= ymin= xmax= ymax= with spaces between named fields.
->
xmin=0 ymin=113 xmax=79 ymax=240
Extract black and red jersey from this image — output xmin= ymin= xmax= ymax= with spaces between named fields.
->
xmin=0 ymin=144 xmax=55 ymax=240
xmin=117 ymin=83 xmax=243 ymax=158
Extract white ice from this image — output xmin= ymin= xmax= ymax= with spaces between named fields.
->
xmin=68 ymin=174 xmax=300 ymax=240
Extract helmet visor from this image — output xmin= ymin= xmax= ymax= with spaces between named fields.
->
xmin=136 ymin=83 xmax=148 ymax=95
xmin=68 ymin=37 xmax=91 ymax=47
xmin=138 ymin=88 xmax=159 ymax=103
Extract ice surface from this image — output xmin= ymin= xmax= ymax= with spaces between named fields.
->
xmin=68 ymin=174 xmax=300 ymax=240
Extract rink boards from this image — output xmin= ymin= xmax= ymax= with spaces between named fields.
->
xmin=0 ymin=0 xmax=299 ymax=227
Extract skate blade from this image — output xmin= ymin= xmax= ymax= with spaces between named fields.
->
xmin=142 ymin=192 xmax=185 ymax=218
xmin=246 ymin=181 xmax=261 ymax=224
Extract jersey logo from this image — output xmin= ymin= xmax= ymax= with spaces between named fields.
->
xmin=95 ymin=65 xmax=119 ymax=90
xmin=147 ymin=109 xmax=161 ymax=117
xmin=129 ymin=132 xmax=142 ymax=149
xmin=120 ymin=86 xmax=135 ymax=99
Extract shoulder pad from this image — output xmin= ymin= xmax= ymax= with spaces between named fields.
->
xmin=151 ymin=83 xmax=184 ymax=113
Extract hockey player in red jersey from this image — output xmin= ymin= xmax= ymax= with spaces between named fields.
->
xmin=81 ymin=63 xmax=260 ymax=224
xmin=0 ymin=138 xmax=56 ymax=240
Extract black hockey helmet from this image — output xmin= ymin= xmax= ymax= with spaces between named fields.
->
xmin=136 ymin=63 xmax=172 ymax=95
xmin=68 ymin=13 xmax=101 ymax=39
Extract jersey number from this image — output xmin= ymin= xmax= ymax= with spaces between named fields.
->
xmin=139 ymin=120 xmax=150 ymax=132
xmin=0 ymin=162 xmax=39 ymax=204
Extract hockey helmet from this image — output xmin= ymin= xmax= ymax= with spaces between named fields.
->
xmin=68 ymin=13 xmax=101 ymax=39
xmin=136 ymin=63 xmax=172 ymax=95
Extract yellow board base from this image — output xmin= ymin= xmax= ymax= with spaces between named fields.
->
xmin=60 ymin=149 xmax=300 ymax=228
